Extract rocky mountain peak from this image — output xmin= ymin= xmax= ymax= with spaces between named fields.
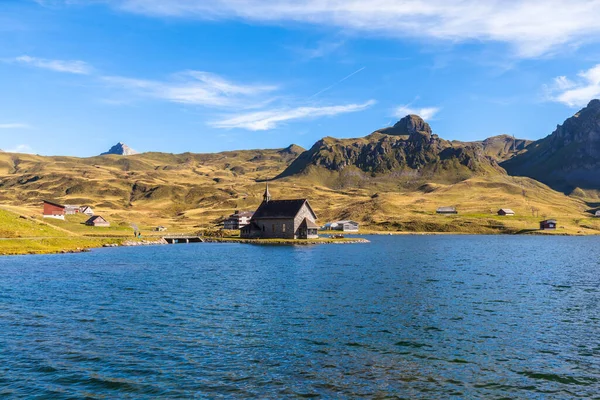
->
xmin=376 ymin=114 xmax=433 ymax=138
xmin=100 ymin=142 xmax=138 ymax=156
xmin=586 ymin=99 xmax=600 ymax=109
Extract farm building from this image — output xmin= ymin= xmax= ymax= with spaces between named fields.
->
xmin=43 ymin=200 xmax=65 ymax=220
xmin=240 ymin=184 xmax=318 ymax=239
xmin=80 ymin=206 xmax=94 ymax=216
xmin=64 ymin=205 xmax=81 ymax=215
xmin=223 ymin=210 xmax=254 ymax=230
xmin=323 ymin=220 xmax=359 ymax=232
xmin=540 ymin=219 xmax=557 ymax=230
xmin=437 ymin=206 xmax=458 ymax=214
xmin=498 ymin=208 xmax=515 ymax=216
xmin=85 ymin=216 xmax=110 ymax=227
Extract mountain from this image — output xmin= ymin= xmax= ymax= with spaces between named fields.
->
xmin=503 ymin=99 xmax=600 ymax=194
xmin=375 ymin=114 xmax=432 ymax=137
xmin=101 ymin=142 xmax=138 ymax=156
xmin=277 ymin=115 xmax=507 ymax=188
xmin=0 ymin=118 xmax=595 ymax=235
xmin=456 ymin=135 xmax=532 ymax=162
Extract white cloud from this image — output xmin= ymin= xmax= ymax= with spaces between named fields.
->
xmin=11 ymin=55 xmax=92 ymax=74
xmin=211 ymin=100 xmax=376 ymax=130
xmin=82 ymin=0 xmax=600 ymax=57
xmin=102 ymin=70 xmax=277 ymax=108
xmin=546 ymin=64 xmax=600 ymax=107
xmin=394 ymin=105 xmax=440 ymax=120
xmin=5 ymin=144 xmax=34 ymax=154
xmin=104 ymin=70 xmax=374 ymax=129
xmin=0 ymin=123 xmax=30 ymax=129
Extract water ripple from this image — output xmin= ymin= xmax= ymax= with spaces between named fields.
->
xmin=0 ymin=236 xmax=599 ymax=397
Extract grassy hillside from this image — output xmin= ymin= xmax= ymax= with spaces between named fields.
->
xmin=1 ymin=123 xmax=600 ymax=256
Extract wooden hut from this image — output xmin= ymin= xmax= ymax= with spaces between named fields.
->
xmin=85 ymin=216 xmax=110 ymax=227
xmin=540 ymin=219 xmax=557 ymax=230
xmin=436 ymin=206 xmax=457 ymax=214
xmin=498 ymin=208 xmax=515 ymax=216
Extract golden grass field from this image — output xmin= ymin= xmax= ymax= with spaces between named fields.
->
xmin=1 ymin=145 xmax=599 ymax=255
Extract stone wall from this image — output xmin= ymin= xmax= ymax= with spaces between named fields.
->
xmin=253 ymin=218 xmax=296 ymax=239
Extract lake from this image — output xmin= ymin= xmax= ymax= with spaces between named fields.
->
xmin=1 ymin=235 xmax=599 ymax=398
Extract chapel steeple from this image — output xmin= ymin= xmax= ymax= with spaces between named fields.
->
xmin=263 ymin=182 xmax=272 ymax=203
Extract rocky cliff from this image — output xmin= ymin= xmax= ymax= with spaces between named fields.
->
xmin=503 ymin=99 xmax=600 ymax=193
xmin=277 ymin=115 xmax=506 ymax=187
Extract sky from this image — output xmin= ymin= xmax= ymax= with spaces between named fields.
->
xmin=2 ymin=0 xmax=600 ymax=156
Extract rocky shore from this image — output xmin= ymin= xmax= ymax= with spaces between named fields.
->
xmin=202 ymin=237 xmax=370 ymax=245
xmin=103 ymin=238 xmax=168 ymax=248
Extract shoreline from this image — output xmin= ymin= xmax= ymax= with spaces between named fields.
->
xmin=0 ymin=230 xmax=593 ymax=257
xmin=202 ymin=237 xmax=371 ymax=245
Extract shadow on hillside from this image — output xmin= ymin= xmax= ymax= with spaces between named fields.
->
xmin=515 ymin=228 xmax=541 ymax=235
xmin=584 ymin=201 xmax=600 ymax=216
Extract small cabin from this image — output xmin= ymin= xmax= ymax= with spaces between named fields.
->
xmin=85 ymin=216 xmax=110 ymax=227
xmin=43 ymin=200 xmax=65 ymax=220
xmin=498 ymin=208 xmax=515 ymax=216
xmin=540 ymin=219 xmax=557 ymax=230
xmin=595 ymin=210 xmax=600 ymax=218
xmin=437 ymin=206 xmax=457 ymax=214
xmin=80 ymin=206 xmax=94 ymax=216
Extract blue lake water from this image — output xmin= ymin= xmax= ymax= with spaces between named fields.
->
xmin=1 ymin=235 xmax=600 ymax=398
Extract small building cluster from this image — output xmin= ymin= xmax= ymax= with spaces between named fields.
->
xmin=42 ymin=200 xmax=107 ymax=226
xmin=322 ymin=220 xmax=359 ymax=232
xmin=43 ymin=201 xmax=95 ymax=220
xmin=223 ymin=210 xmax=254 ymax=230
xmin=239 ymin=184 xmax=319 ymax=240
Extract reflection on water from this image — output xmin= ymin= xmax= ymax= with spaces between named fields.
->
xmin=1 ymin=235 xmax=599 ymax=398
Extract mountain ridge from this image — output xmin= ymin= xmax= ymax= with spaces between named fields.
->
xmin=275 ymin=115 xmax=523 ymax=189
xmin=503 ymin=99 xmax=600 ymax=194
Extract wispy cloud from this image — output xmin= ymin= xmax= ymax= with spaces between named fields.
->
xmin=81 ymin=0 xmax=600 ymax=58
xmin=394 ymin=105 xmax=440 ymax=120
xmin=211 ymin=100 xmax=376 ymax=131
xmin=0 ymin=123 xmax=30 ymax=129
xmin=10 ymin=55 xmax=92 ymax=74
xmin=545 ymin=64 xmax=600 ymax=107
xmin=293 ymin=39 xmax=345 ymax=60
xmin=5 ymin=144 xmax=34 ymax=154
xmin=102 ymin=71 xmax=278 ymax=108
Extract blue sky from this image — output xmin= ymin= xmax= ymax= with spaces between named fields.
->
xmin=2 ymin=0 xmax=600 ymax=156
